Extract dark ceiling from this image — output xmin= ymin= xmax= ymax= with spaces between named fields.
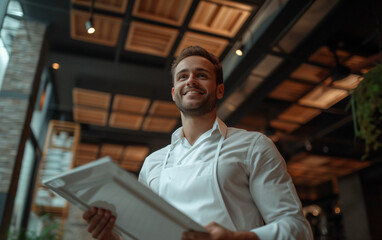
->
xmin=17 ymin=0 xmax=382 ymax=199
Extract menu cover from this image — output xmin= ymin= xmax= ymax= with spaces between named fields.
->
xmin=43 ymin=157 xmax=206 ymax=240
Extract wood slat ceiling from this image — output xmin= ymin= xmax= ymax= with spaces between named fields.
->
xmin=278 ymin=105 xmax=321 ymax=124
xmin=298 ymin=85 xmax=349 ymax=109
xmin=132 ymin=0 xmax=193 ymax=26
xmin=175 ymin=31 xmax=229 ymax=57
xmin=290 ymin=63 xmax=330 ymax=83
xmin=112 ymin=94 xmax=151 ymax=114
xmin=109 ymin=112 xmax=144 ymax=130
xmin=264 ymin=46 xmax=364 ymax=134
xmin=72 ymin=0 xmax=129 ymax=14
xmin=73 ymin=88 xmax=180 ymax=133
xmin=120 ymin=145 xmax=150 ymax=171
xmin=99 ymin=143 xmax=125 ymax=160
xmin=70 ymin=9 xmax=123 ymax=46
xmin=308 ymin=46 xmax=350 ymax=67
xmin=148 ymin=100 xmax=180 ymax=118
xmin=189 ymin=0 xmax=252 ymax=37
xmin=74 ymin=143 xmax=99 ymax=167
xmin=125 ymin=21 xmax=179 ymax=57
xmin=269 ymin=80 xmax=312 ymax=102
xmin=73 ymin=106 xmax=109 ymax=126
xmin=142 ymin=116 xmax=178 ymax=133
xmin=288 ymin=153 xmax=371 ymax=187
xmin=74 ymin=142 xmax=149 ymax=172
xmin=270 ymin=119 xmax=300 ymax=133
xmin=73 ymin=87 xmax=111 ymax=109
xmin=70 ymin=0 xmax=251 ymax=58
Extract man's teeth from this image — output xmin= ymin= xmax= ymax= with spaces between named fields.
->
xmin=186 ymin=91 xmax=201 ymax=94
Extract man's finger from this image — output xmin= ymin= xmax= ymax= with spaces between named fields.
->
xmin=98 ymin=217 xmax=116 ymax=240
xmin=91 ymin=210 xmax=111 ymax=238
xmin=87 ymin=208 xmax=104 ymax=233
xmin=83 ymin=207 xmax=97 ymax=222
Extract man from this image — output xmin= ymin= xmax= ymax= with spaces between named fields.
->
xmin=83 ymin=46 xmax=313 ymax=240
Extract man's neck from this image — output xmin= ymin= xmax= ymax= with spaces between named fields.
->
xmin=181 ymin=112 xmax=217 ymax=146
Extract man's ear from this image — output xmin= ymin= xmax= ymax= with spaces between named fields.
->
xmin=171 ymin=87 xmax=175 ymax=101
xmin=217 ymin=84 xmax=224 ymax=99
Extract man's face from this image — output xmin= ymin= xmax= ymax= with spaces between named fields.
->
xmin=172 ymin=56 xmax=224 ymax=117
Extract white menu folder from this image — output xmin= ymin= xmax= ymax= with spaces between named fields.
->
xmin=42 ymin=156 xmax=207 ymax=240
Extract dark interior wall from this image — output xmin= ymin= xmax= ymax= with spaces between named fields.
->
xmin=361 ymin=161 xmax=382 ymax=240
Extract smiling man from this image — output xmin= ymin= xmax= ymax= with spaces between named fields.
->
xmin=83 ymin=46 xmax=313 ymax=240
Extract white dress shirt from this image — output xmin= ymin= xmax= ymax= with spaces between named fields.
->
xmin=139 ymin=118 xmax=313 ymax=240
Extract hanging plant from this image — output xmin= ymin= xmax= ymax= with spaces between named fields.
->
xmin=351 ymin=63 xmax=382 ymax=159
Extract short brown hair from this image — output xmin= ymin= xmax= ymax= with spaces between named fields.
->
xmin=171 ymin=46 xmax=223 ymax=85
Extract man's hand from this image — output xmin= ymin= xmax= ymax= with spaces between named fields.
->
xmin=82 ymin=207 xmax=119 ymax=240
xmin=182 ymin=222 xmax=259 ymax=240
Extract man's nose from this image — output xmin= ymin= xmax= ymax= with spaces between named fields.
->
xmin=186 ymin=74 xmax=198 ymax=85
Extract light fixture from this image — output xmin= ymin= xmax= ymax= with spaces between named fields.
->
xmin=235 ymin=44 xmax=244 ymax=56
xmin=52 ymin=63 xmax=60 ymax=70
xmin=86 ymin=0 xmax=95 ymax=34
xmin=86 ymin=19 xmax=95 ymax=34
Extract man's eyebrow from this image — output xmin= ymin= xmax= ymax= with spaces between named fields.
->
xmin=176 ymin=69 xmax=189 ymax=76
xmin=176 ymin=67 xmax=211 ymax=77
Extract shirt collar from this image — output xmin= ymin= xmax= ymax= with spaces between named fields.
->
xmin=170 ymin=117 xmax=227 ymax=146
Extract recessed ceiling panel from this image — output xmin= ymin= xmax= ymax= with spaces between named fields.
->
xmin=142 ymin=116 xmax=178 ymax=133
xmin=148 ymin=100 xmax=180 ymax=118
xmin=112 ymin=94 xmax=151 ymax=114
xmin=125 ymin=21 xmax=179 ymax=57
xmin=331 ymin=74 xmax=362 ymax=90
xmin=189 ymin=0 xmax=252 ymax=37
xmin=268 ymin=80 xmax=312 ymax=101
xmin=278 ymin=105 xmax=321 ymax=124
xmin=72 ymin=0 xmax=129 ymax=14
xmin=298 ymin=86 xmax=348 ymax=109
xmin=175 ymin=31 xmax=229 ymax=57
xmin=122 ymin=145 xmax=150 ymax=162
xmin=132 ymin=0 xmax=193 ymax=26
xmin=270 ymin=119 xmax=300 ymax=133
xmin=71 ymin=9 xmax=123 ymax=46
xmin=109 ymin=112 xmax=143 ymax=130
xmin=73 ymin=88 xmax=111 ymax=109
xmin=290 ymin=64 xmax=330 ymax=83
xmin=309 ymin=46 xmax=350 ymax=67
xmin=288 ymin=153 xmax=370 ymax=186
xmin=73 ymin=106 xmax=109 ymax=126
xmin=74 ymin=143 xmax=99 ymax=167
xmin=100 ymin=143 xmax=124 ymax=161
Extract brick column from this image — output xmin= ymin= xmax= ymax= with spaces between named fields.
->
xmin=0 ymin=20 xmax=47 ymax=237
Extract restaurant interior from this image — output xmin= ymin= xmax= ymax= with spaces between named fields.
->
xmin=0 ymin=0 xmax=381 ymax=239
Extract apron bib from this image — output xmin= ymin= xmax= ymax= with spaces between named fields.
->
xmin=158 ymin=135 xmax=236 ymax=230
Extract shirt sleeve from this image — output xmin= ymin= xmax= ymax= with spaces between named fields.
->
xmin=246 ymin=134 xmax=313 ymax=240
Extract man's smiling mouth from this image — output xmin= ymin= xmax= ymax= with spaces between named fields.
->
xmin=183 ymin=88 xmax=205 ymax=95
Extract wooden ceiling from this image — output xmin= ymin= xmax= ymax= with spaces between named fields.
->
xmin=72 ymin=87 xmax=180 ymax=133
xmin=70 ymin=0 xmax=252 ymax=58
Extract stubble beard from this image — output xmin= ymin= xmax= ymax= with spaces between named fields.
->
xmin=174 ymin=91 xmax=217 ymax=117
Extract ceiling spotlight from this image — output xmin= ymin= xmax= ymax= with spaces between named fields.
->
xmin=86 ymin=19 xmax=95 ymax=34
xmin=86 ymin=0 xmax=96 ymax=34
xmin=235 ymin=45 xmax=244 ymax=56
xmin=52 ymin=63 xmax=60 ymax=70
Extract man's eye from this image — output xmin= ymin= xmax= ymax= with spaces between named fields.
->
xmin=179 ymin=74 xmax=187 ymax=80
xmin=198 ymin=73 xmax=207 ymax=78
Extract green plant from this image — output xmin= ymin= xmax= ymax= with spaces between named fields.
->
xmin=351 ymin=63 xmax=382 ymax=159
xmin=7 ymin=214 xmax=60 ymax=240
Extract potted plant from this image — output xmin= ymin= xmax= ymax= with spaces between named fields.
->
xmin=7 ymin=214 xmax=59 ymax=240
xmin=351 ymin=63 xmax=382 ymax=159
